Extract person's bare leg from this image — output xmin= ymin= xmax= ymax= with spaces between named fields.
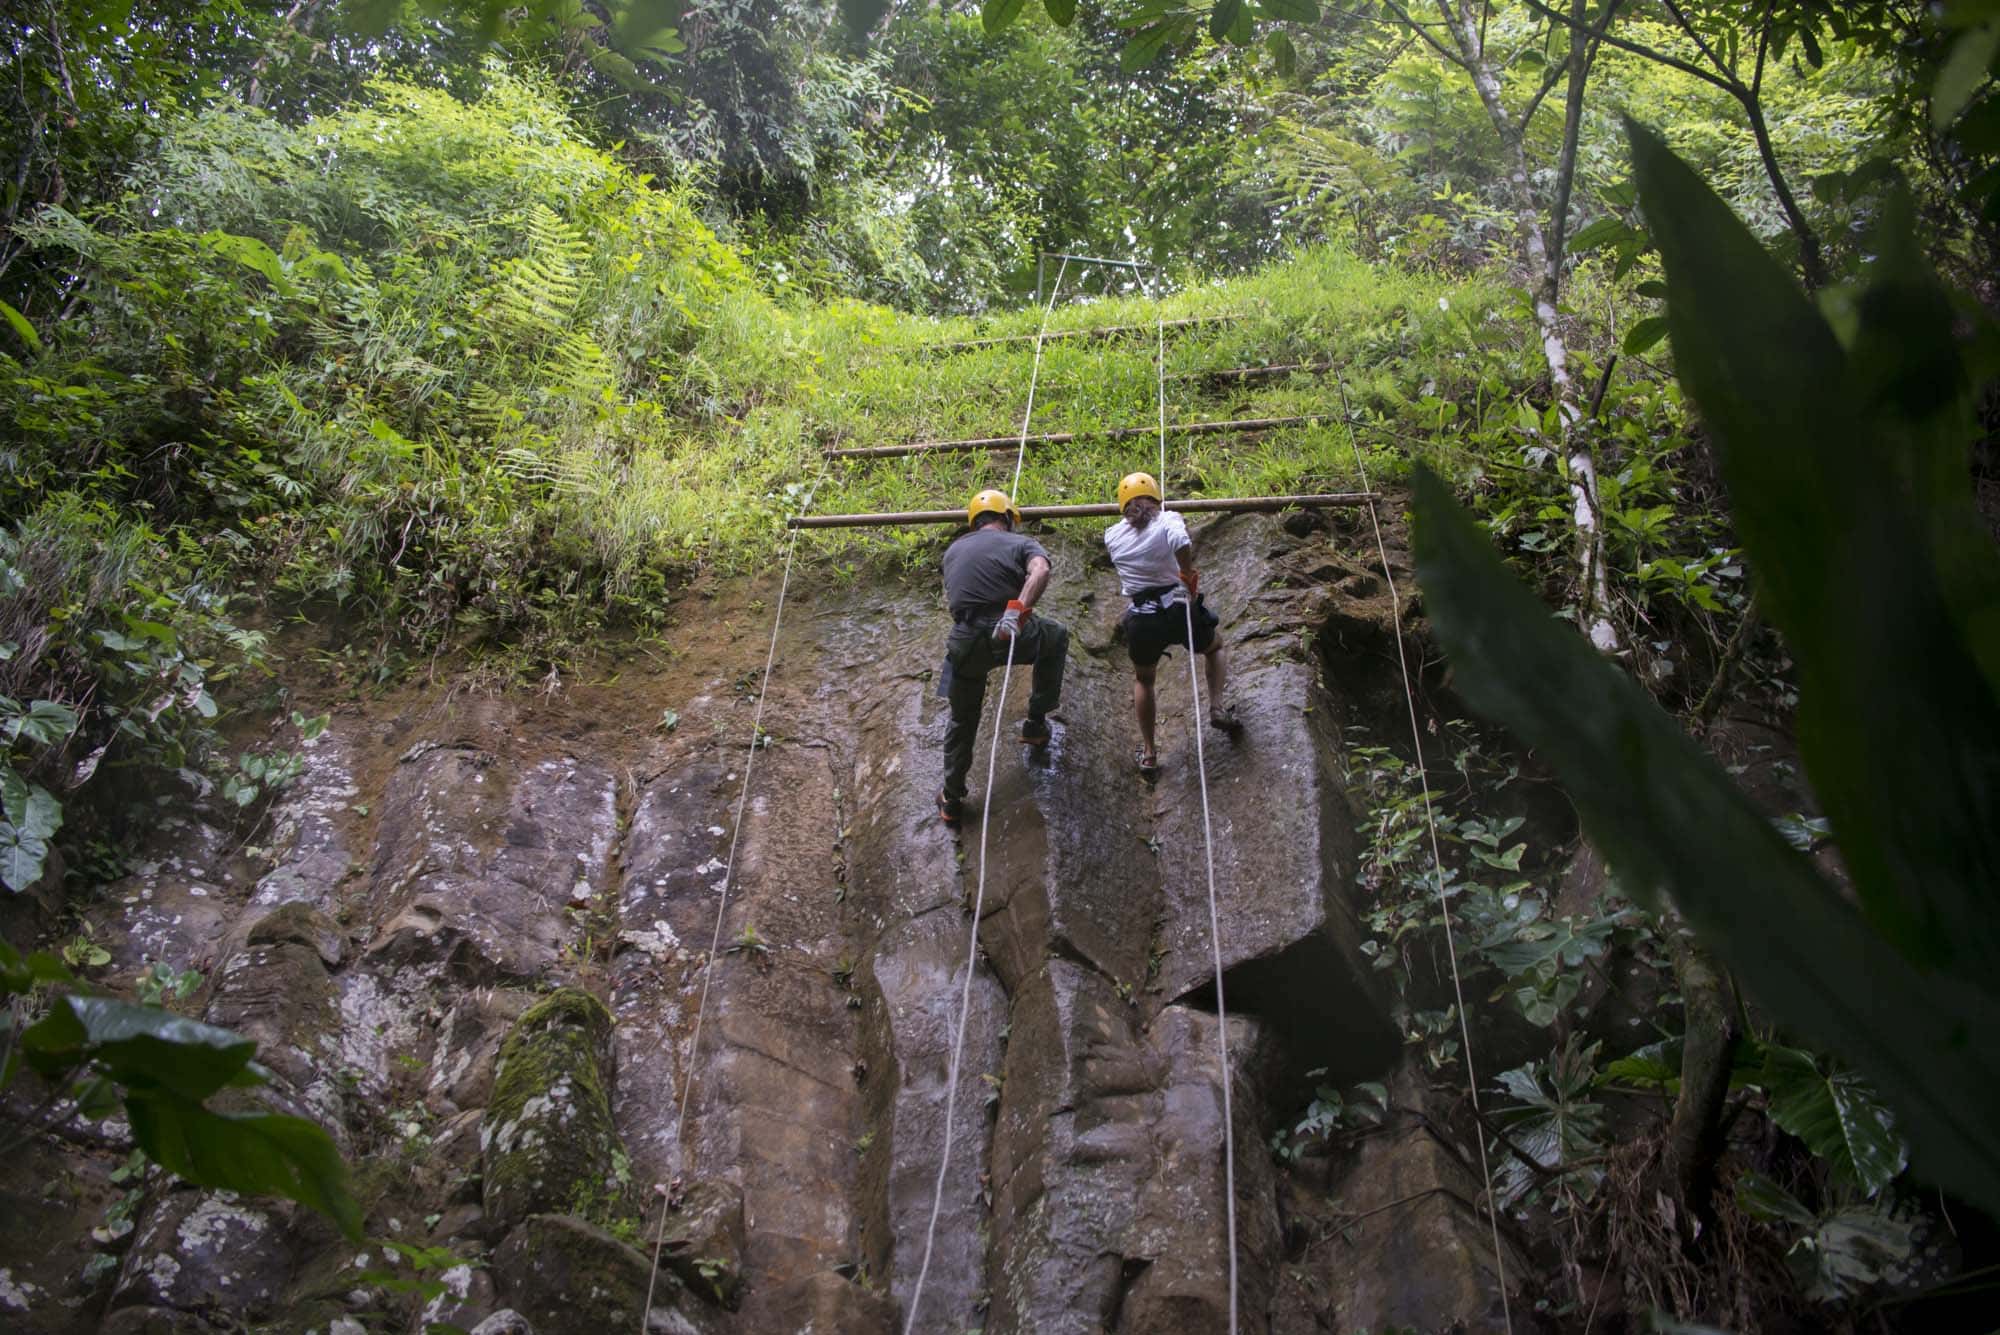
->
xmin=1204 ymin=644 xmax=1227 ymax=709
xmin=1134 ymin=664 xmax=1158 ymax=763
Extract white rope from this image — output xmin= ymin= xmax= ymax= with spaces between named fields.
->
xmin=641 ymin=456 xmax=831 ymax=1329
xmin=1009 ymin=255 xmax=1069 ymax=500
xmin=1156 ymin=301 xmax=1240 ymax=1335
xmin=902 ymin=258 xmax=1070 ymax=1335
xmin=1335 ymin=383 xmax=1514 ymax=1333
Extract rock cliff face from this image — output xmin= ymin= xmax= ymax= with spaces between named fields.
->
xmin=0 ymin=511 xmax=1513 ymax=1334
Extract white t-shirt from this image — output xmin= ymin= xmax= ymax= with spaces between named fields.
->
xmin=1104 ymin=510 xmax=1192 ymax=603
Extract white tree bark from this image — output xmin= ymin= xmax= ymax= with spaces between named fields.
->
xmin=1439 ymin=0 xmax=1620 ymax=653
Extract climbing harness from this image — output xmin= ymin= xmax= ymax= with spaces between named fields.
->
xmin=640 ymin=455 xmax=832 ymax=1328
xmin=1153 ymin=303 xmax=1241 ymax=1335
xmin=1336 ymin=383 xmax=1514 ymax=1335
xmin=902 ymin=256 xmax=1071 ymax=1335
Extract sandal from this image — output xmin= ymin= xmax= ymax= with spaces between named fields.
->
xmin=1135 ymin=747 xmax=1160 ymax=777
xmin=1020 ymin=716 xmax=1052 ymax=747
xmin=1209 ymin=702 xmax=1243 ymax=734
xmin=937 ymin=788 xmax=963 ymax=827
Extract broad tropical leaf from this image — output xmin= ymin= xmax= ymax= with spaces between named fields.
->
xmin=0 ymin=824 xmax=48 ymax=893
xmin=25 ymin=996 xmax=262 ymax=1101
xmin=1761 ymin=1043 xmax=1909 ymax=1196
xmin=1631 ymin=120 xmax=2000 ymax=982
xmin=1409 ymin=463 xmax=2000 ymax=1217
xmin=126 ymin=1092 xmax=364 ymax=1242
xmin=984 ymin=0 xmax=1030 ymax=35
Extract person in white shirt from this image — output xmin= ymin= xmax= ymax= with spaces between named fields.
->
xmin=1102 ymin=472 xmax=1238 ymax=775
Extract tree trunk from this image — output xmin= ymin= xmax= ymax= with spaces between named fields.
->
xmin=1442 ymin=0 xmax=1620 ymax=652
xmin=1741 ymin=93 xmax=1827 ymax=290
xmin=1666 ymin=926 xmax=1738 ymax=1233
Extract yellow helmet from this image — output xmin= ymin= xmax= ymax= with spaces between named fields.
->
xmin=1117 ymin=472 xmax=1163 ymax=510
xmin=966 ymin=488 xmax=1022 ymax=529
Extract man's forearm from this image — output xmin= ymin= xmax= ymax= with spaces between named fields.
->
xmin=1018 ymin=557 xmax=1052 ymax=610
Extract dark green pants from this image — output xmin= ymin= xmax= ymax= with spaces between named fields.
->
xmin=940 ymin=616 xmax=1069 ymax=803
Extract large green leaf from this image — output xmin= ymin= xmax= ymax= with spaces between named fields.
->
xmin=0 ymin=823 xmax=49 ymax=893
xmin=837 ymin=0 xmax=893 ymax=36
xmin=15 ymin=785 xmax=61 ymax=842
xmin=1408 ymin=465 xmax=2000 ymax=1217
xmin=1120 ymin=17 xmax=1189 ymax=71
xmin=201 ymin=232 xmax=296 ymax=298
xmin=1631 ymin=120 xmax=2000 ymax=983
xmin=26 ymin=996 xmax=262 ymax=1101
xmin=1255 ymin=0 xmax=1321 ymax=20
xmin=1479 ymin=913 xmax=1619 ymax=977
xmin=1734 ymin=1169 xmax=1817 ymax=1226
xmin=983 ymin=0 xmax=1029 ymax=35
xmin=1492 ymin=1041 xmax=1606 ymax=1205
xmin=0 ymin=939 xmax=74 ymax=999
xmin=1761 ymin=1043 xmax=1909 ymax=1196
xmin=126 ymin=1091 xmax=364 ymax=1242
xmin=1934 ymin=20 xmax=2000 ymax=131
xmin=8 ymin=699 xmax=79 ymax=747
xmin=0 ymin=298 xmax=41 ymax=356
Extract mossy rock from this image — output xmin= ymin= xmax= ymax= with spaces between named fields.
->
xmin=481 ymin=988 xmax=633 ymax=1234
xmin=493 ymin=1214 xmax=709 ymax=1335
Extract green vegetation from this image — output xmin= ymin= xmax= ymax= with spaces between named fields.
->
xmin=0 ymin=938 xmax=363 ymax=1239
xmin=1411 ymin=122 xmax=2000 ymax=1221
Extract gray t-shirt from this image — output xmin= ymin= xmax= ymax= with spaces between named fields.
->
xmin=941 ymin=525 xmax=1049 ymax=622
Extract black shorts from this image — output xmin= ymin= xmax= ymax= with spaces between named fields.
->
xmin=1125 ymin=597 xmax=1219 ymax=669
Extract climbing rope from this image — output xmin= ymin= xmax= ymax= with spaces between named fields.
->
xmin=1155 ymin=302 xmax=1240 ymax=1335
xmin=1335 ymin=382 xmax=1514 ymax=1334
xmin=902 ymin=257 xmax=1071 ymax=1335
xmin=640 ymin=455 xmax=832 ymax=1329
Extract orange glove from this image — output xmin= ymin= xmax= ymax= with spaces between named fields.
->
xmin=994 ymin=599 xmax=1030 ymax=640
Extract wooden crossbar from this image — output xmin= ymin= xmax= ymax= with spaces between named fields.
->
xmin=913 ymin=314 xmax=1243 ymax=355
xmin=824 ymin=413 xmax=1333 ymax=461
xmin=1167 ymin=360 xmax=1335 ymax=384
xmin=787 ymin=492 xmax=1378 ymax=529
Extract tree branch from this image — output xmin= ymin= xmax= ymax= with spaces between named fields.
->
xmin=1515 ymin=59 xmax=1569 ymax=134
xmin=1751 ymin=0 xmax=1772 ymax=101
xmin=1659 ymin=0 xmax=1737 ymax=79
xmin=1379 ymin=0 xmax=1468 ymax=66
xmin=1517 ymin=0 xmax=1737 ymax=94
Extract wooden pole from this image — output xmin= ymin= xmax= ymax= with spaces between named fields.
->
xmin=824 ymin=414 xmax=1333 ymax=461
xmin=913 ymin=314 xmax=1242 ymax=355
xmin=787 ymin=492 xmax=1379 ymax=529
xmin=1166 ymin=360 xmax=1335 ymax=384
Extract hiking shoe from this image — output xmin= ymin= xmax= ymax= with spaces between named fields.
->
xmin=1020 ymin=716 xmax=1052 ymax=747
xmin=937 ymin=789 xmax=963 ymax=827
xmin=1209 ymin=702 xmax=1243 ymax=734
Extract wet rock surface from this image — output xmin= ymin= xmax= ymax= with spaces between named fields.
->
xmin=0 ymin=512 xmax=1513 ymax=1334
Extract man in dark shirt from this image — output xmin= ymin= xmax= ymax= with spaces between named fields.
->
xmin=936 ymin=488 xmax=1069 ymax=826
